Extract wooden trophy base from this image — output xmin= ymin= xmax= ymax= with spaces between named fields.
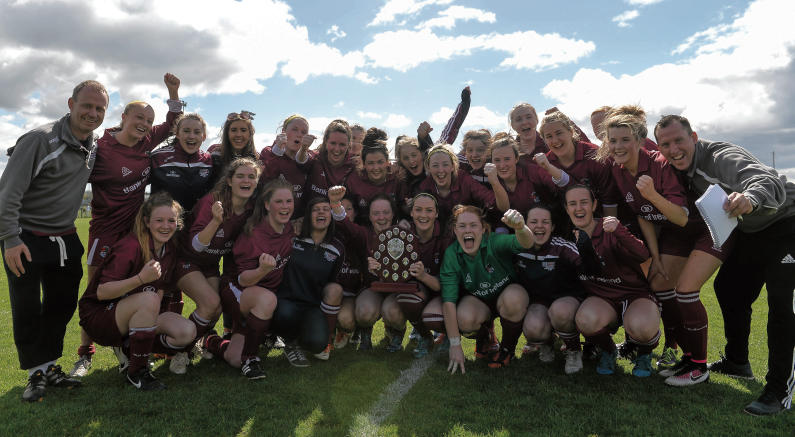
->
xmin=370 ymin=281 xmax=419 ymax=294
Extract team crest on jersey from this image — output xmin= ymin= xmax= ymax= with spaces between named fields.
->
xmin=485 ymin=264 xmax=494 ymax=273
xmin=625 ymin=192 xmax=634 ymax=203
xmin=105 ymin=302 xmax=115 ymax=311
xmin=465 ymin=273 xmax=472 ymax=283
xmin=531 ymin=191 xmax=540 ymax=204
xmin=542 ymin=261 xmax=555 ymax=271
xmin=121 ymin=167 xmax=132 ymax=177
xmin=215 ymin=229 xmax=225 ymax=239
xmin=324 ymin=252 xmax=338 ymax=262
xmin=99 ymin=245 xmax=110 ymax=258
xmin=640 ymin=204 xmax=653 ymax=213
xmin=143 ymin=285 xmax=156 ymax=293
xmin=200 ymin=169 xmax=210 ymax=178
xmin=142 ymin=167 xmax=151 ymax=177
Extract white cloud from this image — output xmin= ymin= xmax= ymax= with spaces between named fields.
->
xmin=363 ymin=29 xmax=594 ymax=72
xmin=368 ymin=0 xmax=454 ymax=27
xmin=541 ymin=0 xmax=795 ymax=167
xmin=354 ymin=72 xmax=380 ymax=84
xmin=327 ymin=25 xmax=346 ymax=42
xmin=383 ymin=113 xmax=412 ymax=128
xmin=334 ymin=101 xmax=345 ymax=108
xmin=357 ymin=111 xmax=382 ymax=119
xmin=626 ymin=0 xmax=663 ymax=5
xmin=416 ymin=5 xmax=497 ymax=30
xmin=612 ymin=10 xmax=639 ymax=28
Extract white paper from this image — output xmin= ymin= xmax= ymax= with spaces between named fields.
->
xmin=695 ymin=184 xmax=737 ymax=248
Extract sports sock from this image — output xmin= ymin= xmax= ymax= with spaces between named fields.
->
xmin=628 ymin=330 xmax=660 ymax=355
xmin=241 ymin=313 xmax=270 ymax=362
xmin=204 ymin=333 xmax=230 ymax=357
xmin=556 ymin=330 xmax=582 ymax=352
xmin=128 ymin=327 xmax=157 ymax=374
xmin=188 ymin=310 xmax=213 ymax=340
xmin=499 ymin=318 xmax=523 ymax=353
xmin=584 ymin=327 xmax=616 ymax=353
xmin=421 ymin=312 xmax=445 ymax=333
xmin=321 ymin=301 xmax=341 ymax=344
xmin=677 ymin=290 xmax=708 ymax=363
xmin=77 ymin=344 xmax=96 ymax=357
xmin=397 ymin=293 xmax=431 ymax=338
xmin=655 ymin=289 xmax=680 ymax=349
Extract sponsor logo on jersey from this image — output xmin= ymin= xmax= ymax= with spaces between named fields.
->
xmin=123 ymin=179 xmax=144 ymax=194
xmin=200 ymin=168 xmax=210 ymax=178
xmin=640 ymin=204 xmax=653 ymax=213
xmin=542 ymin=261 xmax=555 ymax=271
xmin=143 ymin=285 xmax=156 ymax=293
xmin=121 ymin=166 xmax=132 ymax=177
xmin=782 ymin=254 xmax=795 ymax=264
xmin=479 ymin=282 xmax=490 ymax=289
xmin=182 ymin=262 xmax=192 ymax=269
xmin=625 ymin=192 xmax=634 ymax=203
xmin=465 ymin=273 xmax=472 ymax=283
xmin=167 ymin=170 xmax=180 ymax=178
xmin=215 ymin=229 xmax=225 ymax=239
xmin=225 ymin=241 xmax=234 ymax=248
xmin=141 ymin=167 xmax=150 ymax=177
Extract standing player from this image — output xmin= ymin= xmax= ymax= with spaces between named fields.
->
xmin=0 ymin=79 xmax=108 ymax=402
xmin=73 ymin=73 xmax=182 ymax=378
xmin=78 ymin=193 xmax=195 ymax=390
xmin=209 ymin=111 xmax=259 ymax=170
xmin=304 ymin=119 xmax=356 ymax=200
xmin=655 ymin=115 xmax=795 ymax=415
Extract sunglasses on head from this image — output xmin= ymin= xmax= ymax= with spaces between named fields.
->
xmin=227 ymin=110 xmax=256 ymax=121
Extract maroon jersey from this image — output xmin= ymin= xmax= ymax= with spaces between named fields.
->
xmin=232 ymin=219 xmax=294 ymax=290
xmin=611 ymin=148 xmax=687 ymax=225
xmin=80 ymin=234 xmax=178 ymax=306
xmin=259 ymin=146 xmax=308 ymax=217
xmin=547 ymin=141 xmax=619 ymax=209
xmin=89 ymin=111 xmax=179 ymax=239
xmin=345 ymin=170 xmax=402 ymax=212
xmin=305 ymin=151 xmax=356 ymax=199
xmin=418 ymin=169 xmax=496 ymax=226
xmin=578 ymin=219 xmax=651 ymax=300
xmin=643 ymin=138 xmax=659 ymax=152
xmin=502 ymin=162 xmax=560 ymax=215
xmin=181 ymin=193 xmax=253 ymax=270
xmin=411 ymin=221 xmax=449 ymax=277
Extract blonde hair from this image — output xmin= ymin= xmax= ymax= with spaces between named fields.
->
xmin=539 ymin=111 xmax=580 ymax=143
xmin=462 ymin=129 xmax=492 ymax=151
xmin=425 ymin=144 xmax=460 ymax=183
xmin=119 ymin=101 xmax=152 ymax=130
xmin=281 ymin=114 xmax=308 ymax=132
xmin=596 ymin=105 xmax=648 ymax=161
xmin=487 ymin=132 xmax=519 ymax=159
xmin=244 ymin=178 xmax=294 ymax=235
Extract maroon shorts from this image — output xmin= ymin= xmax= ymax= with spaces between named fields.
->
xmin=659 ymin=220 xmax=735 ymax=262
xmin=159 ymin=290 xmax=184 ymax=315
xmin=86 ymin=231 xmax=126 ymax=267
xmin=590 ymin=292 xmax=657 ymax=325
xmin=175 ymin=258 xmax=221 ymax=282
xmin=79 ymin=301 xmax=124 ymax=346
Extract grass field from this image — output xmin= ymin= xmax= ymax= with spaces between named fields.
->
xmin=0 ymin=218 xmax=792 ymax=436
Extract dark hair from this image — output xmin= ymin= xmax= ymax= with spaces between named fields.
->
xmin=133 ymin=192 xmax=183 ymax=263
xmin=368 ymin=193 xmax=397 ymax=224
xmin=361 ymin=127 xmax=389 ymax=163
xmin=654 ymin=114 xmax=694 ymax=140
xmin=299 ymin=197 xmax=335 ymax=244
xmin=564 ymin=183 xmax=596 ymax=203
xmin=219 ymin=116 xmax=257 ymax=169
xmin=318 ymin=119 xmax=351 ymax=161
xmin=212 ymin=157 xmax=262 ymax=216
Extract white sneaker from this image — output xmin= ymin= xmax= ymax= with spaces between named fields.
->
xmin=314 ymin=344 xmax=331 ymax=361
xmin=539 ymin=344 xmax=555 ymax=363
xmin=70 ymin=355 xmax=92 ymax=378
xmin=112 ymin=346 xmax=129 ymax=374
xmin=169 ymin=352 xmax=190 ymax=375
xmin=564 ymin=350 xmax=583 ymax=374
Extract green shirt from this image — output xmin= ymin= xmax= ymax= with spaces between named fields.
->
xmin=440 ymin=233 xmax=523 ymax=303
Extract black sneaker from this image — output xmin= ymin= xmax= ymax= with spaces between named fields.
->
xmin=744 ymin=391 xmax=786 ymax=416
xmin=616 ymin=341 xmax=637 ymax=360
xmin=358 ymin=328 xmax=373 ymax=352
xmin=126 ymin=368 xmax=166 ymax=391
xmin=45 ymin=364 xmax=81 ymax=389
xmin=241 ymin=358 xmax=266 ymax=380
xmin=23 ymin=370 xmax=47 ymax=402
xmin=708 ymin=354 xmax=754 ymax=380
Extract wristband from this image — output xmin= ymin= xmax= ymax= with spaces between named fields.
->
xmin=449 ymin=336 xmax=462 ymax=347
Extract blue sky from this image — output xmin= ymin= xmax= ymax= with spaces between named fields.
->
xmin=1 ymin=0 xmax=794 ymax=178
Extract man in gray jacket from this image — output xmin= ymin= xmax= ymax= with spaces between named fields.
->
xmin=0 ymin=80 xmax=108 ymax=402
xmin=655 ymin=115 xmax=795 ymax=416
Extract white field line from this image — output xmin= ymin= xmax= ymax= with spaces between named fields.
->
xmin=348 ymin=353 xmax=438 ymax=436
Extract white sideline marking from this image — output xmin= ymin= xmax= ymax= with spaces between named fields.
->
xmin=348 ymin=354 xmax=436 ymax=436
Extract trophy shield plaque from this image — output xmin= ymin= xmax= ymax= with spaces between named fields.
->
xmin=370 ymin=226 xmax=420 ymax=293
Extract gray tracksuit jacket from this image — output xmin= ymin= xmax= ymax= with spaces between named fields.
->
xmin=683 ymin=139 xmax=795 ymax=233
xmin=0 ymin=114 xmax=96 ymax=248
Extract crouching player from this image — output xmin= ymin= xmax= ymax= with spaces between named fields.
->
xmin=78 ymin=193 xmax=196 ymax=390
xmin=516 ymin=204 xmax=585 ymax=374
xmin=439 ymin=206 xmax=534 ymax=373
xmin=566 ymin=185 xmax=661 ymax=377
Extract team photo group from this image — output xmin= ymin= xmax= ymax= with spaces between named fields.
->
xmin=1 ymin=73 xmax=793 ymax=418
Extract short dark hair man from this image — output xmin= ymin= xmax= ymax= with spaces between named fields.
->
xmin=655 ymin=114 xmax=795 ymax=416
xmin=0 ymin=80 xmax=109 ymax=402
